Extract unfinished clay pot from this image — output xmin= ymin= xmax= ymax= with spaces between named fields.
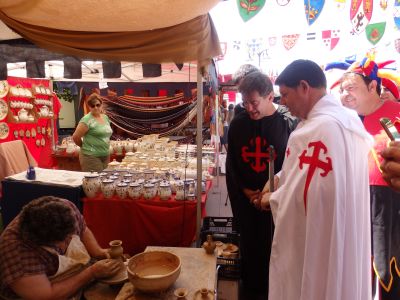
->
xmin=202 ymin=235 xmax=216 ymax=255
xmin=109 ymin=240 xmax=123 ymax=259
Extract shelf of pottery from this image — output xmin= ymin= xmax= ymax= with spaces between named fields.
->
xmin=80 ymin=135 xmax=215 ymax=201
xmin=0 ymin=80 xmax=54 ymax=144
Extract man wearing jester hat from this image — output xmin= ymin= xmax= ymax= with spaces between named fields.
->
xmin=337 ymin=54 xmax=400 ymax=299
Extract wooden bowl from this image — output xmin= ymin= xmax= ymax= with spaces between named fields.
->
xmin=127 ymin=251 xmax=181 ymax=293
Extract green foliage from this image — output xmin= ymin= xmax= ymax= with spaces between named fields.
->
xmin=55 ymin=87 xmax=74 ymax=103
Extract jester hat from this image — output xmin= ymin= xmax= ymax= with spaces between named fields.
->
xmin=325 ymin=53 xmax=400 ymax=99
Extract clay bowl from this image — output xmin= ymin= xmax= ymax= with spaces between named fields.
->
xmin=127 ymin=251 xmax=181 ymax=293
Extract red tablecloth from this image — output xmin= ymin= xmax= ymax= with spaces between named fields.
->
xmin=82 ymin=181 xmax=211 ymax=255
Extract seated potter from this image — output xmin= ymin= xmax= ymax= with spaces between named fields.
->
xmin=0 ymin=196 xmax=121 ymax=300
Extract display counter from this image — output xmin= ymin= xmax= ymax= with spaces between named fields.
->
xmin=82 ymin=181 xmax=211 ymax=255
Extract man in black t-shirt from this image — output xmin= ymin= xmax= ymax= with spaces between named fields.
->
xmin=227 ymin=71 xmax=297 ymax=299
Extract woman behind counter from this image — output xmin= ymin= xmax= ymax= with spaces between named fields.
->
xmin=72 ymin=94 xmax=113 ymax=172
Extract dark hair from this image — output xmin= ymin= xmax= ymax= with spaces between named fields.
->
xmin=19 ymin=196 xmax=77 ymax=245
xmin=341 ymin=72 xmax=381 ymax=96
xmin=228 ymin=104 xmax=234 ymax=110
xmin=238 ymin=71 xmax=273 ymax=98
xmin=232 ymin=64 xmax=259 ymax=85
xmin=275 ymin=59 xmax=327 ymax=88
xmin=87 ymin=93 xmax=103 ymax=107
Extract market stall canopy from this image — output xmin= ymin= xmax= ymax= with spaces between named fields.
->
xmin=0 ymin=0 xmax=221 ymax=68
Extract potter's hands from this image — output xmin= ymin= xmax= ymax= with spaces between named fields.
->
xmin=90 ymin=259 xmax=121 ymax=279
xmin=243 ymin=188 xmax=261 ymax=209
xmin=96 ymin=248 xmax=111 ymax=259
xmin=380 ymin=141 xmax=400 ymax=192
xmin=262 ymin=176 xmax=279 ymax=194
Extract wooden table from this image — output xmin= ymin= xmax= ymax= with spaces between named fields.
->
xmin=84 ymin=246 xmax=217 ymax=300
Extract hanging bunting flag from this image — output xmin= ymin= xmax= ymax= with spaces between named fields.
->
xmin=237 ymin=0 xmax=266 ymax=22
xmin=276 ymin=0 xmax=290 ymax=6
xmin=322 ymin=29 xmax=340 ymax=50
xmin=394 ymin=0 xmax=400 ymax=30
xmin=269 ymin=36 xmax=277 ymax=47
xmin=282 ymin=34 xmax=300 ymax=50
xmin=366 ymin=22 xmax=386 ymax=45
xmin=305 ymin=0 xmax=325 ymax=26
xmin=350 ymin=0 xmax=373 ymax=35
xmin=334 ymin=0 xmax=346 ymax=10
xmin=379 ymin=0 xmax=388 ymax=10
xmin=395 ymin=38 xmax=400 ymax=54
xmin=233 ymin=40 xmax=242 ymax=50
xmin=307 ymin=32 xmax=317 ymax=40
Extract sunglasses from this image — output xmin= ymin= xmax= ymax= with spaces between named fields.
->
xmin=90 ymin=103 xmax=101 ymax=108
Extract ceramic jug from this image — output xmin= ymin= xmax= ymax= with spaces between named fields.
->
xmin=125 ymin=138 xmax=134 ymax=152
xmin=175 ymin=181 xmax=185 ymax=201
xmin=143 ymin=183 xmax=156 ymax=200
xmin=159 ymin=180 xmax=171 ymax=201
xmin=202 ymin=235 xmax=216 ymax=255
xmin=116 ymin=182 xmax=128 ymax=199
xmin=18 ymin=108 xmax=28 ymax=122
xmin=128 ymin=182 xmax=142 ymax=200
xmin=143 ymin=169 xmax=154 ymax=181
xmin=101 ymin=179 xmax=115 ymax=199
xmin=109 ymin=240 xmax=123 ymax=260
xmin=39 ymin=105 xmax=49 ymax=117
xmin=82 ymin=173 xmax=101 ymax=198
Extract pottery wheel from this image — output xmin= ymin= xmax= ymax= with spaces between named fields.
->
xmin=98 ymin=262 xmax=128 ymax=285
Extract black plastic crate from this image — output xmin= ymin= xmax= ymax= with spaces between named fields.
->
xmin=201 ymin=217 xmax=241 ymax=279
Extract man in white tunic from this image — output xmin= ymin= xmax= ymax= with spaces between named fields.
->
xmin=260 ymin=60 xmax=373 ymax=300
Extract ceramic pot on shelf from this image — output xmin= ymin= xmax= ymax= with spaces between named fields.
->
xmin=175 ymin=181 xmax=185 ymax=201
xmin=39 ymin=105 xmax=49 ymax=118
xmin=82 ymin=173 xmax=101 ymax=198
xmin=101 ymin=179 xmax=115 ymax=199
xmin=143 ymin=183 xmax=156 ymax=200
xmin=109 ymin=240 xmax=123 ymax=260
xmin=143 ymin=169 xmax=154 ymax=181
xmin=128 ymin=182 xmax=142 ymax=200
xmin=116 ymin=182 xmax=128 ymax=199
xmin=159 ymin=180 xmax=172 ymax=200
xmin=18 ymin=108 xmax=28 ymax=122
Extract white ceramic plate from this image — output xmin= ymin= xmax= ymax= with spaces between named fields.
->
xmin=0 ymin=122 xmax=9 ymax=139
xmin=0 ymin=81 xmax=9 ymax=98
xmin=0 ymin=99 xmax=8 ymax=121
xmin=10 ymin=86 xmax=19 ymax=96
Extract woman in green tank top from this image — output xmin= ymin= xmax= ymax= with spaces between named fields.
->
xmin=72 ymin=94 xmax=113 ymax=172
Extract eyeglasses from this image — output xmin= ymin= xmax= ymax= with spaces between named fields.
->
xmin=90 ymin=103 xmax=101 ymax=108
xmin=242 ymin=99 xmax=260 ymax=108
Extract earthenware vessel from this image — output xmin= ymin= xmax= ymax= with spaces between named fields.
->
xmin=128 ymin=182 xmax=142 ymax=199
xmin=159 ymin=181 xmax=171 ymax=200
xmin=101 ymin=179 xmax=115 ymax=199
xmin=82 ymin=173 xmax=101 ymax=198
xmin=116 ymin=182 xmax=128 ymax=199
xmin=127 ymin=251 xmax=181 ymax=293
xmin=174 ymin=287 xmax=188 ymax=299
xmin=143 ymin=169 xmax=154 ymax=181
xmin=109 ymin=240 xmax=123 ymax=259
xmin=143 ymin=183 xmax=156 ymax=200
xmin=175 ymin=181 xmax=185 ymax=200
xmin=202 ymin=235 xmax=216 ymax=255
